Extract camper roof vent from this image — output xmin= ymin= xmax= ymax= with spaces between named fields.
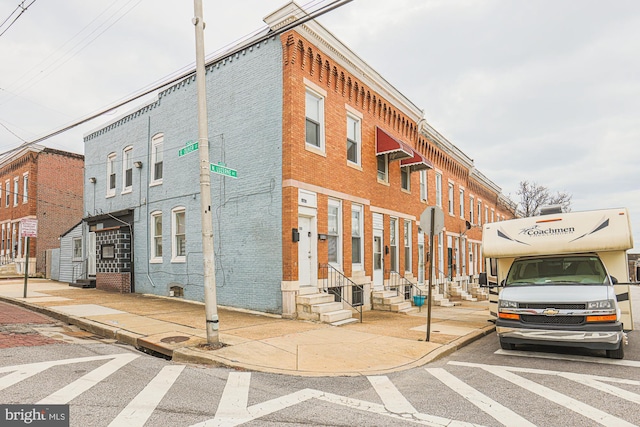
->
xmin=539 ymin=205 xmax=563 ymax=215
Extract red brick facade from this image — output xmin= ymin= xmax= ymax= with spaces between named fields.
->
xmin=0 ymin=146 xmax=84 ymax=275
xmin=280 ymin=28 xmax=515 ymax=288
xmin=96 ymin=272 xmax=131 ymax=293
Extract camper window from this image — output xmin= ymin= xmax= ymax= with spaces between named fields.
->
xmin=505 ymin=255 xmax=608 ymax=286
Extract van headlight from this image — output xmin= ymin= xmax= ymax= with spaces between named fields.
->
xmin=499 ymin=300 xmax=518 ymax=309
xmin=587 ymin=300 xmax=615 ymax=310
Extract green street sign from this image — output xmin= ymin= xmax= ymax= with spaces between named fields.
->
xmin=178 ymin=141 xmax=199 ymax=157
xmin=210 ymin=162 xmax=238 ymax=178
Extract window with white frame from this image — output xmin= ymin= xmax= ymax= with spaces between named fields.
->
xmin=491 ymin=209 xmax=495 ymax=223
xmin=459 ymin=188 xmax=465 ymax=219
xmin=435 ymin=173 xmax=442 ymax=207
xmin=151 ymin=134 xmax=163 ymax=184
xmin=72 ymin=237 xmax=82 ymax=261
xmin=22 ymin=173 xmax=28 ymax=204
xmin=477 ymin=200 xmax=482 ymax=226
xmin=469 ymin=196 xmax=475 ymax=224
xmin=305 ymin=88 xmax=324 ymax=149
xmin=377 ymin=154 xmax=388 ymax=182
xmin=404 ymin=220 xmax=411 ymax=272
xmin=401 ymin=167 xmax=410 ymax=191
xmin=151 ymin=211 xmax=163 ymax=262
xmin=327 ymin=200 xmax=341 ymax=265
xmin=485 ymin=206 xmax=489 ymax=224
xmin=172 ymin=207 xmax=186 ymax=262
xmin=346 ymin=114 xmax=361 ymax=165
xmin=390 ymin=217 xmax=398 ymax=273
xmin=351 ymin=204 xmax=363 ymax=269
xmin=437 ymin=231 xmax=444 ymax=277
xmin=448 ymin=183 xmax=454 ymax=215
xmin=13 ymin=177 xmax=18 ymax=206
xmin=419 ymin=170 xmax=427 ymax=201
xmin=122 ymin=146 xmax=133 ymax=193
xmin=5 ymin=181 xmax=9 ymax=207
xmin=107 ymin=153 xmax=116 ymax=196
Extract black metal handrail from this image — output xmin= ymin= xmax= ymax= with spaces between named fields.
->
xmin=318 ymin=264 xmax=363 ymax=323
xmin=384 ymin=270 xmax=428 ymax=309
xmin=72 ymin=259 xmax=88 ymax=283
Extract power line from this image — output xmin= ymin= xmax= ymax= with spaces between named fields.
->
xmin=0 ymin=0 xmax=37 ymax=38
xmin=0 ymin=0 xmax=353 ymax=159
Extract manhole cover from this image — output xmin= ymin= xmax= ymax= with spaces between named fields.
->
xmin=160 ymin=335 xmax=190 ymax=344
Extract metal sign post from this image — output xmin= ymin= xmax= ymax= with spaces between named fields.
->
xmin=420 ymin=207 xmax=444 ymax=342
xmin=20 ymin=219 xmax=38 ymax=298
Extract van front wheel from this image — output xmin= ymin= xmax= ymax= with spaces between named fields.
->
xmin=499 ymin=338 xmax=515 ymax=350
xmin=606 ymin=343 xmax=624 ymax=359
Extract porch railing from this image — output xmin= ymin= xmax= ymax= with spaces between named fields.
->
xmin=318 ymin=264 xmax=363 ymax=323
xmin=385 ymin=271 xmax=425 ymax=302
xmin=72 ymin=259 xmax=88 ymax=283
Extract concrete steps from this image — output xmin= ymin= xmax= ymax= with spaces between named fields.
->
xmin=296 ymin=292 xmax=355 ymax=325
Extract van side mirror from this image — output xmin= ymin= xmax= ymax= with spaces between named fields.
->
xmin=610 ymin=276 xmax=618 ymax=285
xmin=478 ymin=272 xmax=487 ymax=287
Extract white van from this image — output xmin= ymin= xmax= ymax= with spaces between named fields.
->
xmin=479 ymin=207 xmax=634 ymax=359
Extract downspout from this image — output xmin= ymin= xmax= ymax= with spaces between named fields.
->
xmin=145 ymin=116 xmax=156 ymax=287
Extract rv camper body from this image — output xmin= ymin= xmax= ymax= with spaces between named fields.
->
xmin=479 ymin=208 xmax=634 ymax=359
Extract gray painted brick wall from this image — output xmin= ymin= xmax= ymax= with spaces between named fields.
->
xmin=84 ymin=36 xmax=284 ymax=313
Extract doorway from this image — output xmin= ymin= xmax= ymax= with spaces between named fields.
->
xmin=297 ymin=215 xmax=316 ymax=287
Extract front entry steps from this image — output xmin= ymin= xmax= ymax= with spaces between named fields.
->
xmin=372 ymin=291 xmax=418 ymax=314
xmin=296 ymin=292 xmax=358 ymax=326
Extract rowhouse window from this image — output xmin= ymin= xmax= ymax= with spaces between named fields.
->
xmin=419 ymin=170 xmax=427 ymax=201
xmin=72 ymin=237 xmax=82 ymax=261
xmin=477 ymin=201 xmax=482 ymax=226
xmin=404 ymin=220 xmax=411 ymax=272
xmin=5 ymin=181 xmax=9 ymax=207
xmin=346 ymin=114 xmax=361 ymax=165
xmin=172 ymin=208 xmax=186 ymax=261
xmin=107 ymin=153 xmax=116 ymax=196
xmin=305 ymin=89 xmax=324 ymax=149
xmin=122 ymin=146 xmax=133 ymax=192
xmin=435 ymin=173 xmax=442 ymax=207
xmin=401 ymin=167 xmax=410 ymax=191
xmin=151 ymin=134 xmax=163 ymax=184
xmin=377 ymin=154 xmax=388 ymax=182
xmin=470 ymin=196 xmax=475 ymax=224
xmin=13 ymin=177 xmax=18 ymax=206
xmin=351 ymin=204 xmax=363 ymax=269
xmin=390 ymin=217 xmax=398 ymax=273
xmin=448 ymin=183 xmax=454 ymax=215
xmin=328 ymin=200 xmax=341 ymax=265
xmin=151 ymin=211 xmax=163 ymax=261
xmin=22 ymin=173 xmax=28 ymax=204
xmin=459 ymin=188 xmax=465 ymax=219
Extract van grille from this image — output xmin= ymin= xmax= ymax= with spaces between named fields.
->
xmin=519 ymin=303 xmax=586 ymax=310
xmin=521 ymin=315 xmax=585 ymax=325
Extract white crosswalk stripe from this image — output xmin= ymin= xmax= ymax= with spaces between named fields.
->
xmin=1 ymin=353 xmax=639 ymax=426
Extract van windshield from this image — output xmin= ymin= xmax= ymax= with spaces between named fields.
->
xmin=505 ymin=255 xmax=609 ymax=286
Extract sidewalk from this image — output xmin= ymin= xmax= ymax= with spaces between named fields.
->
xmin=0 ymin=278 xmax=495 ymax=377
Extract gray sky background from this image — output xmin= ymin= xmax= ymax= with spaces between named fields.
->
xmin=1 ymin=0 xmax=639 ymax=252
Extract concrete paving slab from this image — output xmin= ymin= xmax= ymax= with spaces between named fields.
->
xmin=410 ymin=323 xmax=476 ymax=336
xmin=23 ymin=296 xmax=71 ymax=303
xmin=49 ymin=304 xmax=126 ymax=317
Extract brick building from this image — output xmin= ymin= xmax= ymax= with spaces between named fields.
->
xmin=82 ymin=2 xmax=515 ymax=318
xmin=0 ymin=145 xmax=84 ymax=275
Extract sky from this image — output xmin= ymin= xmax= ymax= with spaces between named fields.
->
xmin=1 ymin=0 xmax=639 ymax=252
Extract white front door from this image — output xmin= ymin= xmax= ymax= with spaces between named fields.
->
xmin=297 ymin=216 xmax=316 ymax=287
xmin=373 ymin=229 xmax=384 ymax=290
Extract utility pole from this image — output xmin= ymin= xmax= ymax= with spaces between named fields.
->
xmin=193 ymin=0 xmax=219 ymax=344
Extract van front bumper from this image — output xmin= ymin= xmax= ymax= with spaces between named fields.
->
xmin=496 ymin=320 xmax=623 ymax=350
